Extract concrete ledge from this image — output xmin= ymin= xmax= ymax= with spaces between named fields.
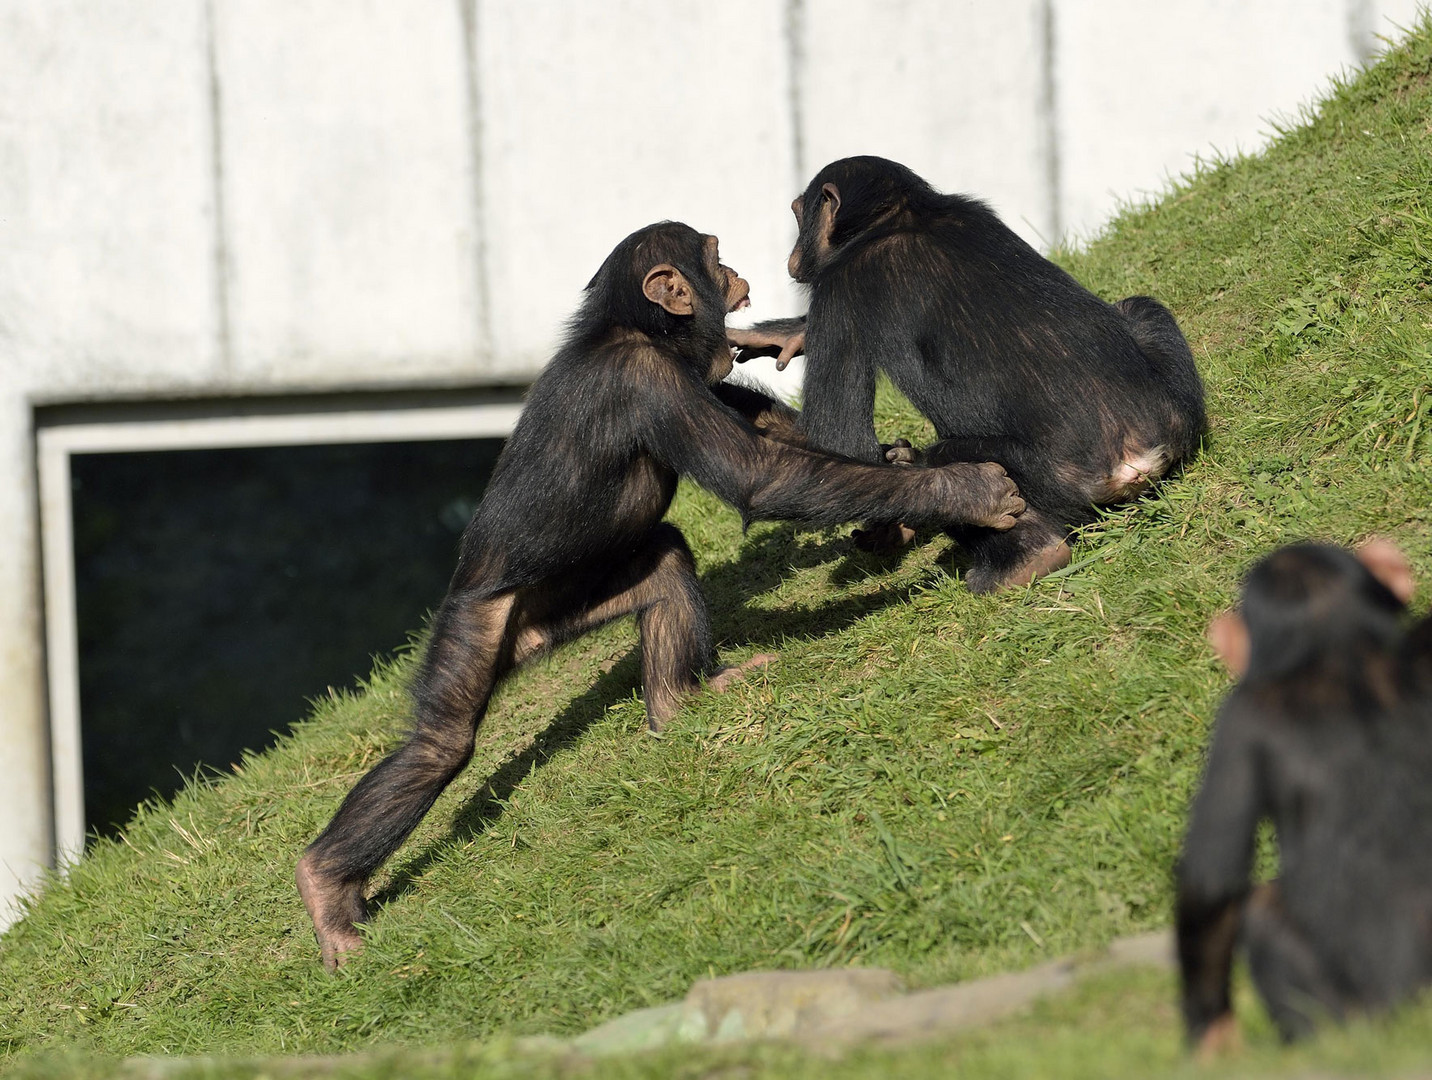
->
xmin=571 ymin=929 xmax=1174 ymax=1057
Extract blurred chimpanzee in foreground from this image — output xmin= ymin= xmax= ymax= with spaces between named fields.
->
xmin=1178 ymin=540 xmax=1432 ymax=1053
xmin=296 ymin=221 xmax=1025 ymax=970
xmin=730 ymin=156 xmax=1206 ymax=592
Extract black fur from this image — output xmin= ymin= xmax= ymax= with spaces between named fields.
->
xmin=1176 ymin=543 xmax=1432 ymax=1043
xmin=749 ymin=155 xmax=1207 ymax=590
xmin=297 ymin=221 xmax=1024 ymax=961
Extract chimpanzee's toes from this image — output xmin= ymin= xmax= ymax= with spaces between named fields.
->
xmin=707 ymin=653 xmax=778 ymax=694
xmin=296 ymin=853 xmax=369 ymax=972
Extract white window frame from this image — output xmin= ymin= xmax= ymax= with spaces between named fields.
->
xmin=36 ymin=398 xmax=522 ymax=862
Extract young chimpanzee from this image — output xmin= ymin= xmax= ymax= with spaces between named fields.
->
xmin=296 ymin=221 xmax=1025 ymax=969
xmin=729 ymin=156 xmax=1206 ymax=592
xmin=1177 ymin=540 xmax=1432 ymax=1052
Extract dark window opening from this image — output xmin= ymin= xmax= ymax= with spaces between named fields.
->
xmin=71 ymin=437 xmax=503 ymax=839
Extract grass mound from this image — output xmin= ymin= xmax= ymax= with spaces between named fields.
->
xmin=4 ymin=19 xmax=1432 ymax=1078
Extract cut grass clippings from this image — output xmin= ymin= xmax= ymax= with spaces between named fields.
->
xmin=4 ymin=17 xmax=1432 ymax=1079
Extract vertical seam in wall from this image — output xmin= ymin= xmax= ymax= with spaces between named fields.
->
xmin=1037 ymin=0 xmax=1062 ymax=248
xmin=27 ymin=401 xmax=57 ymax=865
xmin=1346 ymin=0 xmax=1376 ymax=64
xmin=202 ymin=0 xmax=233 ymax=374
xmin=785 ymin=0 xmax=806 ymax=188
xmin=458 ymin=0 xmax=496 ymax=362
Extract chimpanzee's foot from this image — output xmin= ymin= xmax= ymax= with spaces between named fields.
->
xmin=852 ymin=520 xmax=918 ymax=555
xmin=967 ymin=540 xmax=1072 ymax=594
xmin=707 ymin=653 xmax=778 ymax=693
xmin=296 ymin=852 xmax=368 ymax=972
xmin=1195 ymin=1013 xmax=1243 ymax=1062
xmin=646 ymin=655 xmax=778 ymax=735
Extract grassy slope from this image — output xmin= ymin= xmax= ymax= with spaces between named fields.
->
xmin=4 ymin=21 xmax=1432 ymax=1078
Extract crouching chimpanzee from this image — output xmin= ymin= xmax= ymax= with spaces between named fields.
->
xmin=296 ymin=221 xmax=1025 ymax=969
xmin=1177 ymin=540 xmax=1432 ymax=1052
xmin=729 ymin=156 xmax=1206 ymax=592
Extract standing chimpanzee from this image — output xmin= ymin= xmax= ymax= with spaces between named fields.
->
xmin=296 ymin=221 xmax=1025 ymax=970
xmin=729 ymin=156 xmax=1206 ymax=592
xmin=1177 ymin=540 xmax=1432 ymax=1052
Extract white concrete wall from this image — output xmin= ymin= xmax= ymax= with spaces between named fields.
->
xmin=1054 ymin=0 xmax=1425 ymax=241
xmin=0 ymin=0 xmax=1422 ymax=923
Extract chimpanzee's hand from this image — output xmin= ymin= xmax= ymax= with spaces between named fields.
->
xmin=881 ymin=438 xmax=921 ymax=466
xmin=728 ymin=326 xmax=806 ymax=370
xmin=935 ymin=462 xmax=1024 ymax=530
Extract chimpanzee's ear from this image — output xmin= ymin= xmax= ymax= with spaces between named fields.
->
xmin=1356 ymin=538 xmax=1414 ymax=605
xmin=815 ymin=183 xmax=841 ymax=246
xmin=1208 ymin=610 xmax=1250 ymax=677
xmin=642 ymin=264 xmax=695 ymax=316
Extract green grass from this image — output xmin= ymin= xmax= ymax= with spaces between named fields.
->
xmin=5 ymin=20 xmax=1432 ymax=1078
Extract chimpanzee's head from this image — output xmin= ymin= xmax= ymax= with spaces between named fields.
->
xmin=787 ymin=156 xmax=933 ymax=283
xmin=584 ymin=222 xmax=748 ymax=381
xmin=1208 ymin=540 xmax=1413 ymax=679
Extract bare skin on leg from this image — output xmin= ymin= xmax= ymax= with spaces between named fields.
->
xmin=852 ymin=520 xmax=918 ymax=555
xmin=1194 ymin=1013 xmax=1242 ymax=1062
xmin=994 ymin=538 xmax=1073 ymax=591
xmin=296 ymin=853 xmax=368 ymax=971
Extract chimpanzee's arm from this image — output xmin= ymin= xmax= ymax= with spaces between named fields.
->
xmin=712 ymin=381 xmax=807 ymax=448
xmin=1176 ymin=703 xmax=1264 ymax=1044
xmin=728 ymin=317 xmax=807 ymax=365
xmin=797 ymin=299 xmax=884 ymax=464
xmin=633 ymin=356 xmax=1021 ymax=531
xmin=1399 ymin=613 xmax=1432 ymax=696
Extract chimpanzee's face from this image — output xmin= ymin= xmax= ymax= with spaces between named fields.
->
xmin=786 ymin=189 xmax=837 ymax=284
xmin=787 ymin=197 xmax=806 ymax=279
xmin=704 ymin=235 xmax=750 ymax=314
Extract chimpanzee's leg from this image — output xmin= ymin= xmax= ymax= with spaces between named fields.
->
xmin=509 ymin=523 xmax=767 ymax=730
xmin=297 ymin=527 xmax=765 ymax=969
xmin=297 ymin=588 xmax=518 ymax=969
xmin=1242 ymin=882 xmax=1349 ymax=1041
xmin=923 ymin=438 xmax=1074 ymax=592
xmin=949 ymin=510 xmax=1073 ymax=594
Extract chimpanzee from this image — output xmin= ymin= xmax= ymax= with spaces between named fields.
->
xmin=296 ymin=221 xmax=1025 ymax=969
xmin=728 ymin=155 xmax=1207 ymax=592
xmin=1177 ymin=540 xmax=1432 ymax=1052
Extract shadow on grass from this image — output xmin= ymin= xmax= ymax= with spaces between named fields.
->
xmin=369 ymin=524 xmax=932 ymax=911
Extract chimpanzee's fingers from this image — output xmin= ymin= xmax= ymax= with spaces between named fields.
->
xmin=732 ymin=343 xmax=783 ymax=363
xmin=978 ymin=465 xmax=1025 ymax=529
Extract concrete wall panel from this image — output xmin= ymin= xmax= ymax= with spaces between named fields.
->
xmin=1357 ymin=0 xmax=1430 ymax=58
xmin=1054 ymin=0 xmax=1353 ymax=243
xmin=800 ymin=0 xmax=1053 ymax=247
xmin=475 ymin=0 xmax=802 ymax=375
xmin=0 ymin=2 xmax=218 ymax=393
xmin=215 ymin=0 xmax=482 ymax=386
